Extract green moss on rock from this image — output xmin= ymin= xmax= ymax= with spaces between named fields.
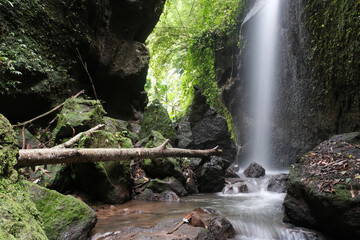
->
xmin=25 ymin=181 xmax=96 ymax=240
xmin=304 ymin=0 xmax=360 ymax=132
xmin=0 ymin=114 xmax=18 ymax=180
xmin=0 ymin=179 xmax=47 ymax=240
xmin=139 ymin=99 xmax=177 ymax=142
xmin=52 ymin=98 xmax=106 ymax=143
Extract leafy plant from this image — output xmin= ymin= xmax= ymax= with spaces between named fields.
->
xmin=147 ymin=0 xmax=244 ymax=138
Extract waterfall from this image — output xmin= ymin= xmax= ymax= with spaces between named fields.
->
xmin=244 ymin=0 xmax=281 ymax=169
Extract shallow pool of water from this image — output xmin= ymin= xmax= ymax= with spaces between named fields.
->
xmin=91 ymin=172 xmax=325 ymax=240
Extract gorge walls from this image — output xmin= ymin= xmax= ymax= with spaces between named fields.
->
xmin=217 ymin=0 xmax=360 ymax=167
xmin=0 ymin=0 xmax=165 ymax=122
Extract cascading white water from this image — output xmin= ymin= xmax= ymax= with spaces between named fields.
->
xmin=246 ymin=0 xmax=280 ymax=169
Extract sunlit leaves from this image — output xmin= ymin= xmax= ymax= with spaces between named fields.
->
xmin=147 ymin=0 xmax=244 ymax=120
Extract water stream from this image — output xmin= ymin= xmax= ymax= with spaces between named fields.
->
xmin=91 ymin=172 xmax=324 ymax=239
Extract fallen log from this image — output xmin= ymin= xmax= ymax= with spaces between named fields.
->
xmin=16 ymin=140 xmax=222 ymax=168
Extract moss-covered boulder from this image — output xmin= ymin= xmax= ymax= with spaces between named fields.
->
xmin=0 ymin=180 xmax=47 ymax=240
xmin=0 ymin=114 xmax=96 ymax=239
xmin=104 ymin=116 xmax=139 ymax=143
xmin=26 ymin=181 xmax=96 ymax=240
xmin=0 ymin=114 xmax=46 ymax=239
xmin=0 ymin=114 xmax=18 ymax=180
xmin=146 ymin=177 xmax=188 ymax=197
xmin=52 ymin=98 xmax=106 ymax=143
xmin=283 ymin=132 xmax=360 ymax=239
xmin=139 ymin=99 xmax=177 ymax=143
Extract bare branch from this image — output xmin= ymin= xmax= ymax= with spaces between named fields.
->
xmin=53 ymin=124 xmax=105 ymax=149
xmin=12 ymin=90 xmax=85 ymax=127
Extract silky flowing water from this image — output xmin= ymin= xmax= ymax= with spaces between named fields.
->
xmin=91 ymin=171 xmax=324 ymax=240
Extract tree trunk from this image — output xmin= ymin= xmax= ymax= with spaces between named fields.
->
xmin=16 ymin=144 xmax=222 ymax=167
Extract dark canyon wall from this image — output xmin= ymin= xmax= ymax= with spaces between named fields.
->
xmin=217 ymin=0 xmax=360 ymax=167
xmin=0 ymin=0 xmax=165 ymax=122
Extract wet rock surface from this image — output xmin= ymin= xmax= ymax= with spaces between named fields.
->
xmin=196 ymin=157 xmax=227 ymax=193
xmin=209 ymin=216 xmax=236 ymax=240
xmin=176 ymin=87 xmax=236 ymax=162
xmin=283 ymin=132 xmax=360 ymax=239
xmin=267 ymin=173 xmax=288 ymax=193
xmin=243 ymin=162 xmax=265 ymax=178
xmin=222 ymin=180 xmax=248 ymax=194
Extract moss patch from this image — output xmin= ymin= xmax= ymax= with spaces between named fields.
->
xmin=0 ymin=179 xmax=47 ymax=240
xmin=52 ymin=98 xmax=106 ymax=143
xmin=304 ymin=0 xmax=360 ymax=132
xmin=139 ymin=99 xmax=177 ymax=142
xmin=25 ymin=181 xmax=96 ymax=240
xmin=0 ymin=114 xmax=18 ymax=180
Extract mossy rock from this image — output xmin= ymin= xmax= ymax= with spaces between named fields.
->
xmin=104 ymin=117 xmax=140 ymax=143
xmin=0 ymin=179 xmax=47 ymax=240
xmin=52 ymin=98 xmax=106 ymax=143
xmin=14 ymin=127 xmax=41 ymax=149
xmin=137 ymin=130 xmax=172 ymax=148
xmin=146 ymin=177 xmax=188 ymax=197
xmin=25 ymin=181 xmax=96 ymax=240
xmin=139 ymin=99 xmax=177 ymax=143
xmin=0 ymin=114 xmax=18 ymax=180
xmin=78 ymin=130 xmax=118 ymax=148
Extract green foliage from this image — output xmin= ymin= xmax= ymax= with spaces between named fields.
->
xmin=0 ymin=0 xmax=90 ymax=94
xmin=147 ymin=0 xmax=244 ymax=124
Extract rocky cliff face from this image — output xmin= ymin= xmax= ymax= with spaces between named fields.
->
xmin=0 ymin=0 xmax=165 ymax=122
xmin=217 ymin=0 xmax=360 ymax=167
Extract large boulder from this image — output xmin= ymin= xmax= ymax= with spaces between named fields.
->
xmin=139 ymin=99 xmax=177 ymax=143
xmin=0 ymin=114 xmax=18 ymax=180
xmin=26 ymin=181 xmax=96 ymax=240
xmin=209 ymin=216 xmax=236 ymax=240
xmin=0 ymin=114 xmax=96 ymax=239
xmin=283 ymin=132 xmax=360 ymax=239
xmin=52 ymin=98 xmax=106 ymax=143
xmin=267 ymin=173 xmax=288 ymax=193
xmin=185 ymin=87 xmax=237 ymax=162
xmin=145 ymin=177 xmax=188 ymax=197
xmin=243 ymin=162 xmax=265 ymax=178
xmin=197 ymin=157 xmax=226 ymax=193
xmin=0 ymin=0 xmax=166 ymax=121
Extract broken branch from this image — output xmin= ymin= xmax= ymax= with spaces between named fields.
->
xmin=53 ymin=124 xmax=105 ymax=149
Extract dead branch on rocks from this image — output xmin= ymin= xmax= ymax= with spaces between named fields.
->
xmin=12 ymin=90 xmax=85 ymax=127
xmin=16 ymin=141 xmax=222 ymax=168
xmin=53 ymin=124 xmax=105 ymax=149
